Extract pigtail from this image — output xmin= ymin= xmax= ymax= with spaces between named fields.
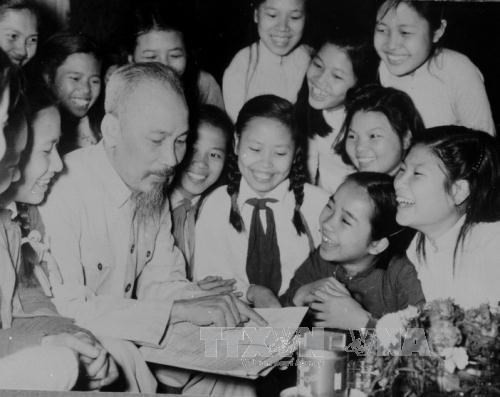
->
xmin=17 ymin=204 xmax=38 ymax=288
xmin=289 ymin=146 xmax=308 ymax=236
xmin=226 ymin=151 xmax=244 ymax=232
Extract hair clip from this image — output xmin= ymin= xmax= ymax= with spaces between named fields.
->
xmin=388 ymin=228 xmax=406 ymax=238
xmin=472 ymin=149 xmax=485 ymax=173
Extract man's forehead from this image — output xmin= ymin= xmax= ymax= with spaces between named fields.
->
xmin=121 ymin=80 xmax=185 ymax=111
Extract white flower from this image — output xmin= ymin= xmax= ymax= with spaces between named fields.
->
xmin=442 ymin=347 xmax=468 ymax=373
xmin=376 ymin=306 xmax=419 ymax=349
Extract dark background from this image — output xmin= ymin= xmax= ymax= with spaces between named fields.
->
xmin=59 ymin=0 xmax=500 ymax=128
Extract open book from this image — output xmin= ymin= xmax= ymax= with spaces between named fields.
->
xmin=141 ymin=307 xmax=308 ymax=379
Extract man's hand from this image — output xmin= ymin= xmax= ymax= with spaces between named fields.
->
xmin=42 ymin=332 xmax=119 ymax=390
xmin=171 ymin=293 xmax=268 ymax=327
xmin=197 ymin=276 xmax=241 ymax=297
xmin=247 ymin=285 xmax=282 ymax=308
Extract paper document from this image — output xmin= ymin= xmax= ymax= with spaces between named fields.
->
xmin=141 ymin=307 xmax=308 ymax=379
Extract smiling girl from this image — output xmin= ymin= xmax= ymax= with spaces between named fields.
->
xmin=126 ymin=2 xmax=224 ymax=111
xmin=335 ymin=84 xmax=424 ymax=176
xmin=33 ymin=32 xmax=103 ymax=154
xmin=295 ymin=30 xmax=376 ymax=193
xmin=395 ymin=126 xmax=500 ymax=308
xmin=374 ymin=0 xmax=495 ymax=134
xmin=0 ymin=0 xmax=39 ymax=67
xmin=280 ymin=172 xmax=424 ymax=329
xmin=169 ymin=105 xmax=233 ymax=278
xmin=194 ymin=95 xmax=329 ymax=307
xmin=223 ymin=0 xmax=310 ymax=121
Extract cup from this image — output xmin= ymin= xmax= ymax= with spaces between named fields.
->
xmin=296 ymin=348 xmax=348 ymax=397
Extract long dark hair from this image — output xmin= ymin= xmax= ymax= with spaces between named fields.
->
xmin=412 ymin=126 xmax=500 ymax=265
xmin=227 ymin=94 xmax=308 ymax=235
xmin=295 ymin=29 xmax=377 ymax=139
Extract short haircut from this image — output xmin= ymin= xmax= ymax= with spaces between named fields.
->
xmin=0 ymin=0 xmax=39 ymax=22
xmin=38 ymin=31 xmax=101 ymax=83
xmin=105 ymin=62 xmax=185 ymax=118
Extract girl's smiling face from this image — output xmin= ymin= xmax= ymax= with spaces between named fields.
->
xmin=374 ymin=1 xmax=444 ymax=76
xmin=0 ymin=9 xmax=38 ymax=66
xmin=131 ymin=29 xmax=187 ymax=76
xmin=236 ymin=116 xmax=295 ymax=196
xmin=306 ymin=43 xmax=357 ymax=111
xmin=13 ymin=106 xmax=63 ymax=205
xmin=179 ymin=122 xmax=227 ymax=199
xmin=319 ymin=180 xmax=377 ymax=264
xmin=394 ymin=144 xmax=465 ymax=238
xmin=51 ymin=52 xmax=102 ymax=118
xmin=346 ymin=111 xmax=409 ymax=175
xmin=254 ymin=0 xmax=305 ymax=57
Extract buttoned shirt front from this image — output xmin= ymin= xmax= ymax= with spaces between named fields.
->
xmin=39 ymin=142 xmax=196 ymax=346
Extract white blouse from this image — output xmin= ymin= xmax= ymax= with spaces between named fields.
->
xmin=407 ymin=217 xmax=500 ymax=308
xmin=379 ymin=49 xmax=495 ymax=135
xmin=307 ymin=107 xmax=354 ymax=194
xmin=194 ymin=178 xmax=329 ymax=299
xmin=223 ymin=41 xmax=311 ymax=121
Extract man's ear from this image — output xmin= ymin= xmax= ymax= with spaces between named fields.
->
xmin=101 ymin=113 xmax=120 ymax=147
xmin=253 ymin=8 xmax=259 ymax=24
xmin=451 ymin=179 xmax=470 ymax=206
xmin=127 ymin=54 xmax=133 ymax=64
xmin=433 ymin=19 xmax=447 ymax=43
xmin=233 ymin=132 xmax=240 ymax=156
xmin=367 ymin=237 xmax=389 ymax=256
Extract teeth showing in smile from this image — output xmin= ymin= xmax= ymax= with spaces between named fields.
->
xmin=71 ymin=98 xmax=90 ymax=108
xmin=187 ymin=172 xmax=206 ymax=182
xmin=357 ymin=157 xmax=375 ymax=165
xmin=321 ymin=233 xmax=338 ymax=247
xmin=272 ymin=36 xmax=290 ymax=47
xmin=253 ymin=172 xmax=272 ymax=182
xmin=310 ymin=85 xmax=329 ymax=100
xmin=396 ymin=197 xmax=415 ymax=207
xmin=386 ymin=54 xmax=408 ymax=65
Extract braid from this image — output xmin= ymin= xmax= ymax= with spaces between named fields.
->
xmin=17 ymin=203 xmax=38 ymax=287
xmin=226 ymin=151 xmax=244 ymax=232
xmin=289 ymin=147 xmax=308 ymax=235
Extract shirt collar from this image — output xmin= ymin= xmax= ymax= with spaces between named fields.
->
xmin=322 ymin=107 xmax=346 ymax=130
xmin=258 ymin=40 xmax=287 ymax=65
xmin=238 ymin=177 xmax=290 ymax=209
xmin=426 ymin=215 xmax=466 ymax=252
xmin=5 ymin=201 xmax=17 ymax=219
xmin=407 ymin=215 xmax=466 ymax=264
xmin=169 ymin=187 xmax=200 ymax=210
xmin=95 ymin=141 xmax=132 ymax=208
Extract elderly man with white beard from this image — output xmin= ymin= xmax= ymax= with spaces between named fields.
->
xmin=39 ymin=63 xmax=265 ymax=394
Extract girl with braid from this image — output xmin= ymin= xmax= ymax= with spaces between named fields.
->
xmin=194 ymin=95 xmax=329 ymax=308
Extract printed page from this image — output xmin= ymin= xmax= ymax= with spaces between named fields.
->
xmin=140 ymin=307 xmax=308 ymax=379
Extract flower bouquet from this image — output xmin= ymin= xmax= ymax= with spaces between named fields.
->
xmin=348 ymin=299 xmax=500 ymax=396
